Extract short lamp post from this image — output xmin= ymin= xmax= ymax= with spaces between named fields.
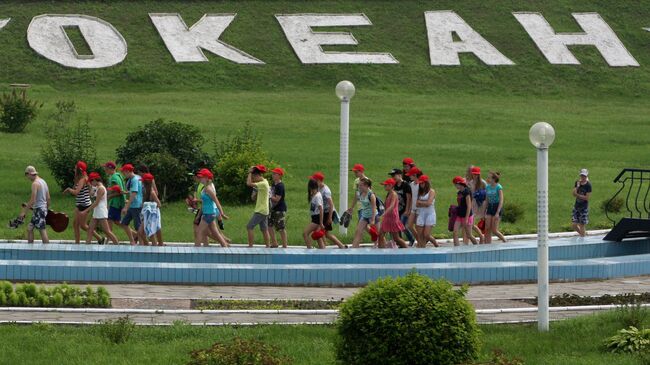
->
xmin=529 ymin=121 xmax=556 ymax=332
xmin=336 ymin=81 xmax=355 ymax=235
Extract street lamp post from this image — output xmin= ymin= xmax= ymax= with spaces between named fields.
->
xmin=529 ymin=121 xmax=556 ymax=332
xmin=336 ymin=81 xmax=355 ymax=235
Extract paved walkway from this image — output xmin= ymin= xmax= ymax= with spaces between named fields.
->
xmin=8 ymin=276 xmax=645 ymax=325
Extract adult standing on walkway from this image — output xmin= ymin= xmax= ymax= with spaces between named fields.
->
xmin=268 ymin=167 xmax=288 ymax=248
xmin=23 ymin=166 xmax=50 ymax=243
xmin=64 ymin=161 xmax=102 ymax=244
xmin=572 ymin=169 xmax=592 ymax=237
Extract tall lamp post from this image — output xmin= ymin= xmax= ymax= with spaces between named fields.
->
xmin=336 ymin=81 xmax=356 ymax=235
xmin=529 ymin=121 xmax=555 ymax=332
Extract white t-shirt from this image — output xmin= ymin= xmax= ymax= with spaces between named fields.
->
xmin=410 ymin=181 xmax=419 ymax=212
xmin=310 ymin=192 xmax=323 ymax=216
xmin=319 ymin=185 xmax=333 ymax=213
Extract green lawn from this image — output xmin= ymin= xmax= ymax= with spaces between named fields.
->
xmin=0 ymin=88 xmax=647 ymax=244
xmin=0 ymin=311 xmax=645 ymax=364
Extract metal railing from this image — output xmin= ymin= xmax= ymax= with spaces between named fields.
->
xmin=606 ymin=168 xmax=650 ymax=224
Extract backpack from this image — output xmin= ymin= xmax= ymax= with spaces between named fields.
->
xmin=373 ymin=193 xmax=386 ymax=217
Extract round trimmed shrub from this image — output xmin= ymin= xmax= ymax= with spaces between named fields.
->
xmin=336 ymin=273 xmax=480 ymax=365
xmin=501 ymin=201 xmax=525 ymax=224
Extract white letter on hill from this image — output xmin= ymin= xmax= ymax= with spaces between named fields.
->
xmin=149 ymin=13 xmax=263 ymax=64
xmin=275 ymin=14 xmax=398 ymax=64
xmin=425 ymin=11 xmax=514 ymax=66
xmin=27 ymin=15 xmax=127 ymax=69
xmin=513 ymin=12 xmax=639 ymax=67
xmin=0 ymin=18 xmax=10 ymax=30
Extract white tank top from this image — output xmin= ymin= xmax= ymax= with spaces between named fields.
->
xmin=417 ymin=191 xmax=436 ymax=215
xmin=93 ymin=185 xmax=108 ymax=219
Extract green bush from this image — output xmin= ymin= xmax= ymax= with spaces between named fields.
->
xmin=501 ymin=202 xmax=525 ymax=224
xmin=115 ymin=119 xmax=213 ymax=202
xmin=100 ymin=316 xmax=136 ymax=344
xmin=213 ymin=122 xmax=276 ymax=204
xmin=0 ymin=282 xmax=110 ymax=308
xmin=187 ymin=337 xmax=292 ymax=365
xmin=617 ymin=303 xmax=649 ymax=329
xmin=336 ymin=273 xmax=480 ymax=365
xmin=601 ymin=196 xmax=625 ymax=214
xmin=0 ymin=89 xmax=42 ymax=133
xmin=605 ymin=326 xmax=650 ymax=354
xmin=41 ymin=101 xmax=99 ymax=190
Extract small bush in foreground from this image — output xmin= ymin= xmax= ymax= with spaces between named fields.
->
xmin=187 ymin=337 xmax=292 ymax=365
xmin=605 ymin=326 xmax=650 ymax=354
xmin=0 ymin=89 xmax=42 ymax=133
xmin=100 ymin=316 xmax=136 ymax=344
xmin=336 ymin=273 xmax=480 ymax=365
xmin=0 ymin=281 xmax=110 ymax=308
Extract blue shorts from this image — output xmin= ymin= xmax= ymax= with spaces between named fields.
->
xmin=108 ymin=207 xmax=122 ymax=222
xmin=202 ymin=214 xmax=217 ymax=224
xmin=121 ymin=208 xmax=142 ymax=230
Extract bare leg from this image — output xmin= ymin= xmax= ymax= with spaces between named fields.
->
xmin=99 ymin=220 xmax=119 ymax=244
xmin=78 ymin=209 xmax=101 ymax=242
xmin=416 ymin=226 xmax=426 ymax=248
xmin=247 ymin=229 xmax=255 ymax=247
xmin=484 ymin=216 xmax=493 ymax=244
xmin=352 ymin=220 xmax=368 ymax=248
xmin=317 ymin=238 xmax=326 ymax=249
xmin=377 ymin=230 xmax=387 ymax=249
xmin=138 ymin=226 xmax=148 ymax=245
xmin=493 ymin=217 xmax=506 ymax=243
xmin=86 ymin=219 xmax=98 ymax=244
xmin=39 ymin=229 xmax=49 ymax=244
xmin=473 ymin=224 xmax=485 ymax=244
xmin=207 ymin=222 xmax=228 ymax=247
xmin=464 ymin=223 xmax=478 ymax=244
xmin=325 ymin=232 xmax=345 ymax=249
xmin=156 ymin=230 xmax=163 ymax=246
xmin=280 ymin=230 xmax=288 ymax=248
xmin=303 ymin=223 xmax=318 ymax=249
xmin=407 ymin=213 xmax=417 ymax=245
xmin=123 ymin=223 xmax=135 ymax=245
xmin=73 ymin=209 xmax=81 ymax=243
xmin=195 ymin=221 xmax=208 ymax=246
xmin=261 ymin=227 xmax=270 ymax=248
xmin=453 ymin=221 xmax=462 ymax=246
xmin=391 ymin=232 xmax=408 ymax=248
xmin=422 ymin=226 xmax=434 ymax=248
xmin=269 ymin=229 xmax=278 ymax=247
xmin=27 ymin=227 xmax=34 ymax=243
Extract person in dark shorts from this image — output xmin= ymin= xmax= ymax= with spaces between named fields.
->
xmin=312 ymin=172 xmax=346 ymax=249
xmin=389 ymin=168 xmax=415 ymax=244
xmin=303 ymin=178 xmax=325 ymax=249
xmin=22 ymin=166 xmax=50 ymax=243
xmin=246 ymin=165 xmax=271 ymax=247
xmin=453 ymin=176 xmax=478 ymax=246
xmin=268 ymin=167 xmax=288 ymax=248
xmin=63 ymin=161 xmax=102 ymax=244
xmin=572 ymin=168 xmax=592 ymax=237
xmin=119 ymin=163 xmax=144 ymax=245
xmin=102 ymin=161 xmax=126 ymax=236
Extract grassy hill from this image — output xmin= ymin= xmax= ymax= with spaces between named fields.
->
xmin=0 ymin=0 xmax=648 ymax=244
xmin=0 ymin=0 xmax=649 ymax=95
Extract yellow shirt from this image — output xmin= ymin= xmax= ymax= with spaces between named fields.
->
xmin=254 ymin=179 xmax=270 ymax=215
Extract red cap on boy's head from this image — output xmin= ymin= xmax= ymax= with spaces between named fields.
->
xmin=381 ymin=178 xmax=396 ymax=186
xmin=120 ymin=163 xmax=134 ymax=172
xmin=102 ymin=161 xmax=116 ymax=169
xmin=453 ymin=176 xmax=467 ymax=185
xmin=141 ymin=173 xmax=155 ymax=182
xmin=351 ymin=164 xmax=365 ymax=172
xmin=196 ymin=168 xmax=214 ymax=180
xmin=405 ymin=167 xmax=422 ymax=176
xmin=255 ymin=165 xmax=267 ymax=173
xmin=310 ymin=172 xmax=325 ymax=181
xmin=76 ymin=161 xmax=87 ymax=172
xmin=417 ymin=175 xmax=430 ymax=184
xmin=271 ymin=167 xmax=284 ymax=176
xmin=107 ymin=185 xmax=122 ymax=193
xmin=88 ymin=172 xmax=101 ymax=181
xmin=470 ymin=166 xmax=481 ymax=175
xmin=402 ymin=157 xmax=414 ymax=165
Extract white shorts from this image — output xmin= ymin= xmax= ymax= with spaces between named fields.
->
xmin=416 ymin=211 xmax=436 ymax=227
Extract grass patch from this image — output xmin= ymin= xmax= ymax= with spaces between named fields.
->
xmin=0 ymin=311 xmax=648 ymax=364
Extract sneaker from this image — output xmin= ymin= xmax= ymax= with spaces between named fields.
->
xmin=218 ymin=220 xmax=225 ymax=230
xmin=8 ymin=216 xmax=24 ymax=229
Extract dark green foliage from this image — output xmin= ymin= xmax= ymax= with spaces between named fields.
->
xmin=0 ymin=89 xmax=42 ymax=133
xmin=100 ymin=316 xmax=136 ymax=344
xmin=187 ymin=337 xmax=292 ymax=365
xmin=41 ymin=101 xmax=99 ymax=190
xmin=0 ymin=281 xmax=110 ymax=308
xmin=605 ymin=326 xmax=650 ymax=354
xmin=115 ymin=119 xmax=213 ymax=202
xmin=618 ymin=303 xmax=649 ymax=329
xmin=192 ymin=299 xmax=342 ymax=310
xmin=336 ymin=273 xmax=480 ymax=365
xmin=501 ymin=202 xmax=525 ymax=224
xmin=525 ymin=292 xmax=650 ymax=307
xmin=213 ymin=122 xmax=276 ymax=204
xmin=602 ymin=196 xmax=624 ymax=214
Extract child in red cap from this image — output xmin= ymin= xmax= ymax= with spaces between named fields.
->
xmin=303 ymin=178 xmax=326 ymax=249
xmin=85 ymin=173 xmax=119 ymax=245
xmin=377 ymin=178 xmax=408 ymax=249
xmin=64 ymin=161 xmax=103 ymax=244
xmin=347 ymin=177 xmax=378 ymax=248
xmin=311 ymin=172 xmax=346 ymax=249
xmin=269 ymin=167 xmax=288 ymax=248
xmin=453 ymin=176 xmax=479 ymax=246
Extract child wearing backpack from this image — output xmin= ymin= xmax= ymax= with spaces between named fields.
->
xmin=346 ymin=178 xmax=378 ymax=248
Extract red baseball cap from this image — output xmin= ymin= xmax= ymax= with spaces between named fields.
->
xmin=196 ymin=168 xmax=214 ymax=180
xmin=402 ymin=157 xmax=414 ymax=165
xmin=311 ymin=229 xmax=326 ymax=240
xmin=351 ymin=164 xmax=365 ymax=172
xmin=417 ymin=175 xmax=430 ymax=184
xmin=255 ymin=165 xmax=267 ymax=173
xmin=381 ymin=178 xmax=396 ymax=186
xmin=310 ymin=172 xmax=325 ymax=181
xmin=453 ymin=176 xmax=467 ymax=185
xmin=141 ymin=173 xmax=155 ymax=182
xmin=271 ymin=167 xmax=284 ymax=176
xmin=120 ymin=163 xmax=134 ymax=172
xmin=470 ymin=166 xmax=481 ymax=175
xmin=76 ymin=161 xmax=87 ymax=172
xmin=405 ymin=167 xmax=422 ymax=176
xmin=102 ymin=161 xmax=116 ymax=169
xmin=88 ymin=172 xmax=101 ymax=181
xmin=107 ymin=185 xmax=122 ymax=193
